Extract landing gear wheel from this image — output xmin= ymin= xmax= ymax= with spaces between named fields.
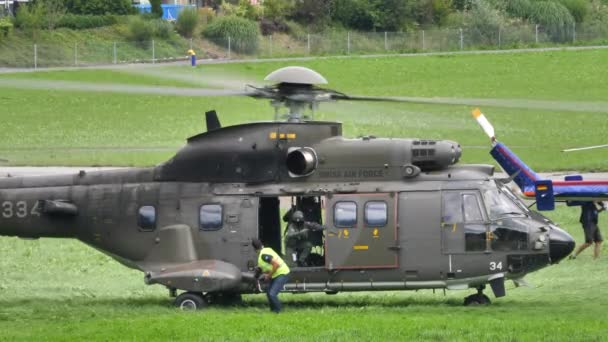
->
xmin=174 ymin=292 xmax=206 ymax=311
xmin=463 ymin=293 xmax=491 ymax=306
xmin=464 ymin=286 xmax=491 ymax=306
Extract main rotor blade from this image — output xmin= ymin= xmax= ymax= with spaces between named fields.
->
xmin=0 ymin=79 xmax=251 ymax=97
xmin=122 ymin=67 xmax=260 ymax=91
xmin=338 ymin=95 xmax=608 ymax=113
xmin=562 ymin=144 xmax=608 ymax=152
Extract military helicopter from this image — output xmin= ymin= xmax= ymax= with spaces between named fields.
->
xmin=0 ymin=66 xmax=575 ymax=309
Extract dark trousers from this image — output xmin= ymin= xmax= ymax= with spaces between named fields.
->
xmin=267 ymin=274 xmax=289 ymax=313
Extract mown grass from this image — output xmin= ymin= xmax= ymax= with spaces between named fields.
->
xmin=0 ymin=205 xmax=606 ymax=341
xmin=1 ymin=49 xmax=607 ymax=170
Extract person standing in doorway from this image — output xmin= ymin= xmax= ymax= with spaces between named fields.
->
xmin=252 ymin=238 xmax=290 ymax=313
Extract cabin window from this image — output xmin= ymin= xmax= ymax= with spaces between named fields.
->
xmin=442 ymin=192 xmax=462 ymax=223
xmin=137 ymin=206 xmax=156 ymax=231
xmin=365 ymin=201 xmax=387 ymax=227
xmin=443 ymin=191 xmax=487 ymax=252
xmin=200 ymin=204 xmax=223 ymax=231
xmin=463 ymin=194 xmax=483 ymax=222
xmin=463 ymin=194 xmax=486 ymax=251
xmin=334 ymin=201 xmax=357 ymax=227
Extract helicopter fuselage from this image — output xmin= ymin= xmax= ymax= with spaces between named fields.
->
xmin=0 ymin=121 xmax=574 ymax=301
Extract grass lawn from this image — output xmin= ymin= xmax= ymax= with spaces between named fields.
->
xmin=1 ymin=49 xmax=607 ymax=170
xmin=0 ymin=205 xmax=606 ymax=341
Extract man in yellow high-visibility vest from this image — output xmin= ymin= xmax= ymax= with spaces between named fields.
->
xmin=252 ymin=238 xmax=290 ymax=313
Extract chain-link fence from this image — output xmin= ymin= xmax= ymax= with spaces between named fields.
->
xmin=1 ymin=23 xmax=607 ymax=68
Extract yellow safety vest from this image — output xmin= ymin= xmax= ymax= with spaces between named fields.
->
xmin=258 ymin=247 xmax=290 ymax=279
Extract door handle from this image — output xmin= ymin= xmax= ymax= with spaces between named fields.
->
xmin=388 ymin=245 xmax=401 ymax=251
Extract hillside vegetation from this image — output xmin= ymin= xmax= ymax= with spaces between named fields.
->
xmin=1 ymin=0 xmax=608 ymax=67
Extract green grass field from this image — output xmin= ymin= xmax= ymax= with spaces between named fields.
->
xmin=1 ymin=49 xmax=608 ymax=341
xmin=0 ymin=205 xmax=606 ymax=341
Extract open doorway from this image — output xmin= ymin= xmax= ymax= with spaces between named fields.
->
xmin=257 ymin=195 xmax=325 ymax=267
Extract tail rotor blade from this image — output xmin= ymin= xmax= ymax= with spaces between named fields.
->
xmin=472 ymin=108 xmax=496 ymax=142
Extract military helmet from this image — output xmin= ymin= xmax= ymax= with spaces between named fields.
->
xmin=292 ymin=210 xmax=304 ymax=223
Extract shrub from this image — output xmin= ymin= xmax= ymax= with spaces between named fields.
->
xmin=506 ymin=0 xmax=533 ymax=19
xmin=529 ymin=1 xmax=575 ymax=42
xmin=63 ymin=0 xmax=135 ymax=15
xmin=151 ymin=19 xmax=173 ymax=39
xmin=284 ymin=20 xmax=306 ymax=38
xmin=198 ymin=7 xmax=215 ymax=27
xmin=203 ymin=15 xmax=259 ymax=54
xmin=128 ymin=16 xmax=154 ymax=42
xmin=57 ymin=14 xmax=117 ymax=29
xmin=558 ymin=0 xmax=589 ymax=22
xmin=176 ymin=7 xmax=198 ymax=38
xmin=260 ymin=18 xmax=289 ymax=35
xmin=0 ymin=17 xmax=13 ymax=38
xmin=467 ymin=0 xmax=505 ymax=45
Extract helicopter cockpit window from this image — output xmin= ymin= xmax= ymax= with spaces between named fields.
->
xmin=491 ymin=221 xmax=529 ymax=251
xmin=365 ymin=201 xmax=387 ymax=227
xmin=200 ymin=204 xmax=223 ymax=231
xmin=137 ymin=206 xmax=156 ymax=231
xmin=335 ymin=201 xmax=357 ymax=227
xmin=483 ymin=187 xmax=526 ymax=220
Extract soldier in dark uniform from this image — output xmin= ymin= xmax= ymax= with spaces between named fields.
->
xmin=570 ymin=201 xmax=605 ymax=259
xmin=284 ymin=210 xmax=324 ymax=266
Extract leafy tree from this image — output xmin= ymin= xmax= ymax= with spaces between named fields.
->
xmin=291 ymin=0 xmax=331 ymax=27
xmin=41 ymin=0 xmax=66 ymax=30
xmin=374 ymin=0 xmax=410 ymax=31
xmin=407 ymin=0 xmax=453 ymax=27
xmin=263 ymin=0 xmax=294 ymax=21
xmin=231 ymin=0 xmax=261 ymax=20
xmin=150 ymin=0 xmax=163 ymax=18
xmin=13 ymin=1 xmax=44 ymax=39
xmin=331 ymin=0 xmax=377 ymax=30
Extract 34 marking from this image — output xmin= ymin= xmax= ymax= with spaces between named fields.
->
xmin=1 ymin=201 xmax=40 ymax=219
xmin=489 ymin=261 xmax=503 ymax=271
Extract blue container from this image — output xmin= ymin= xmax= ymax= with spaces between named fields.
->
xmin=133 ymin=4 xmax=195 ymax=21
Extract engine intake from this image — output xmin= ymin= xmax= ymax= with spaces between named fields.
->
xmin=286 ymin=147 xmax=317 ymax=176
